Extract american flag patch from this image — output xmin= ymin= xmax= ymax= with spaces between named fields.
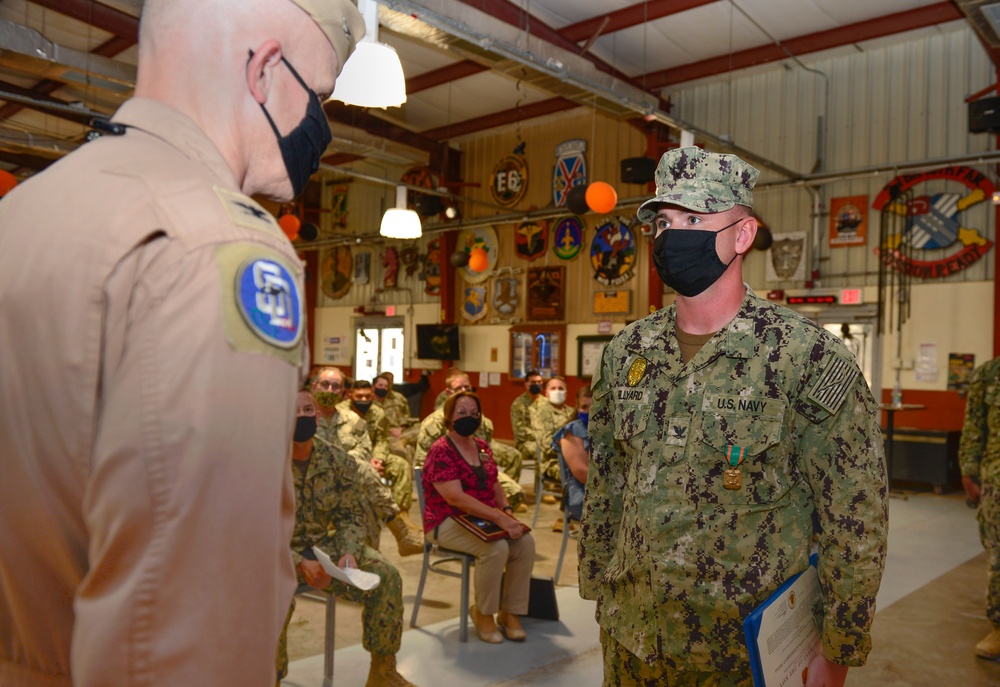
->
xmin=807 ymin=356 xmax=859 ymax=414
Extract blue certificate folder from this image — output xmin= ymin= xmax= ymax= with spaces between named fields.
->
xmin=743 ymin=553 xmax=820 ymax=687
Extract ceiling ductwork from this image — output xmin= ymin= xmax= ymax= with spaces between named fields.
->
xmin=957 ymin=0 xmax=1000 ymax=47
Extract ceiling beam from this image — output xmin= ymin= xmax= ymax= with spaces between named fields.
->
xmin=325 ymin=101 xmax=456 ymax=160
xmin=30 ymin=0 xmax=139 ymax=41
xmin=406 ymin=61 xmax=490 ymax=94
xmin=559 ymin=0 xmax=715 ymax=43
xmin=644 ymin=1 xmax=963 ymax=88
xmin=420 ymin=96 xmax=577 ymax=140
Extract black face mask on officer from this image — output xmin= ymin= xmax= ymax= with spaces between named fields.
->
xmin=452 ymin=416 xmax=481 ymax=437
xmin=294 ymin=415 xmax=317 ymax=442
xmin=352 ymin=400 xmax=372 ymax=416
xmin=251 ymin=50 xmax=332 ymax=199
xmin=652 ymin=218 xmax=741 ymax=297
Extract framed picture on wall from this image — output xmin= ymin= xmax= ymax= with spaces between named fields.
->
xmin=577 ymin=335 xmax=612 ymax=378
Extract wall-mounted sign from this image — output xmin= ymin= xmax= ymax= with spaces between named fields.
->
xmin=829 ymin=195 xmax=868 ymax=247
xmin=515 ymin=220 xmax=548 ymax=261
xmin=873 ymin=166 xmax=994 ymax=278
xmin=590 ymin=217 xmax=636 ymax=287
xmin=489 ymin=154 xmax=528 ymax=207
xmin=552 ymin=139 xmax=587 ymax=207
xmin=552 ymin=216 xmax=584 ymax=260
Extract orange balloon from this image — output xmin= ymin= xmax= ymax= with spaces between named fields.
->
xmin=585 ymin=181 xmax=618 ymax=214
xmin=0 ymin=170 xmax=18 ymax=198
xmin=468 ymin=247 xmax=489 ymax=272
xmin=278 ymin=213 xmax=300 ymax=240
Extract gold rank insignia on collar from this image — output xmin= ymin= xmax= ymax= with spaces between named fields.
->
xmin=627 ymin=357 xmax=648 ymax=387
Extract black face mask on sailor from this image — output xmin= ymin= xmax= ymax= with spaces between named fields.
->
xmin=251 ymin=50 xmax=332 ymax=199
xmin=651 ymin=217 xmax=742 ymax=297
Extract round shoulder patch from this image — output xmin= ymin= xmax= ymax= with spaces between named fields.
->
xmin=235 ymin=257 xmax=303 ymax=349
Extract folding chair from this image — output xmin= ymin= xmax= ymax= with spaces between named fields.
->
xmin=409 ymin=467 xmax=476 ymax=642
xmin=294 ymin=584 xmax=336 ymax=687
xmin=553 ymin=452 xmax=578 ymax=586
xmin=531 ymin=442 xmax=562 ymax=529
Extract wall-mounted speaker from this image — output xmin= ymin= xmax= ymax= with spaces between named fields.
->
xmin=621 ymin=157 xmax=656 ymax=184
xmin=969 ymin=96 xmax=1000 ymax=134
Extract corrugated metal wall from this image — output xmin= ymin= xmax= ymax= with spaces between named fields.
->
xmin=669 ymin=25 xmax=996 ymax=291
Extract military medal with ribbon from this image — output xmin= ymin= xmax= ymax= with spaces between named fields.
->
xmin=723 ymin=445 xmax=745 ymax=490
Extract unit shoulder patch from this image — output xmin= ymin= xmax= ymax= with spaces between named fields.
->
xmin=806 ymin=354 xmax=859 ymax=415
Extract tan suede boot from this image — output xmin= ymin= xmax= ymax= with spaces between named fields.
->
xmin=365 ymin=654 xmax=417 ymax=687
xmin=975 ymin=628 xmax=1000 ymax=659
xmin=387 ymin=513 xmax=423 ymax=556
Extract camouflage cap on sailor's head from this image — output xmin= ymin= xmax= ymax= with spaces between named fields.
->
xmin=636 ymin=147 xmax=759 ymax=224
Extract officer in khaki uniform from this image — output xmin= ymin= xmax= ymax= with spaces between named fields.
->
xmin=579 ymin=148 xmax=888 ymax=687
xmin=313 ymin=367 xmax=422 ymax=555
xmin=959 ymin=356 xmax=1000 ymax=659
xmin=280 ymin=391 xmax=417 ymax=687
xmin=0 ymin=1 xmax=365 ymax=685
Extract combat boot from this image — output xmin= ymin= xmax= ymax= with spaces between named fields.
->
xmin=975 ymin=628 xmax=1000 ymax=659
xmin=387 ymin=513 xmax=423 ymax=556
xmin=365 ymin=654 xmax=418 ymax=687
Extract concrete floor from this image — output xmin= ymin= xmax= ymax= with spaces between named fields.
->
xmin=284 ymin=478 xmax=1000 ymax=687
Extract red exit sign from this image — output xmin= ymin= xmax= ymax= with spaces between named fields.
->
xmin=841 ymin=288 xmax=862 ymax=305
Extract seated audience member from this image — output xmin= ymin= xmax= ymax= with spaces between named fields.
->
xmin=339 ymin=381 xmax=416 ymax=529
xmin=416 ymin=368 xmax=524 ymax=506
xmin=531 ymin=376 xmax=575 ymax=509
xmin=374 ymin=373 xmax=419 ymax=464
xmin=313 ymin=367 xmax=422 ymax=556
xmin=422 ymin=391 xmax=535 ymax=644
xmin=510 ymin=370 xmax=544 ymax=472
xmin=551 ymin=386 xmax=592 ymax=531
xmin=278 ymin=390 xmax=418 ymax=687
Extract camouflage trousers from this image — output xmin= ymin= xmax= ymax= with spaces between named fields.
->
xmin=490 ymin=440 xmax=523 ymax=483
xmin=600 ymin=629 xmax=752 ymax=687
xmin=276 ymin=545 xmax=403 ymax=679
xmin=357 ymin=459 xmax=400 ymax=550
xmin=539 ymin=445 xmax=563 ymax=485
xmin=383 ymin=453 xmax=414 ymax=512
xmin=978 ymin=480 xmax=1000 ymax=626
xmin=497 ymin=470 xmax=524 ymax=509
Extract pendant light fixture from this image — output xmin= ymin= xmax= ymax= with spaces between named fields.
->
xmin=330 ymin=0 xmax=407 ymax=109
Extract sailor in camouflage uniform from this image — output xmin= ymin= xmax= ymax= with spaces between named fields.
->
xmin=415 ymin=369 xmax=524 ymax=507
xmin=313 ymin=367 xmax=423 ymax=556
xmin=278 ymin=390 xmax=417 ymax=687
xmin=510 ymin=370 xmax=544 ymax=471
xmin=531 ymin=376 xmax=575 ymax=486
xmin=959 ymin=356 xmax=1000 ymax=659
xmin=578 ymin=147 xmax=888 ymax=687
xmin=339 ymin=380 xmax=415 ymax=515
xmin=375 ymin=373 xmax=419 ymax=467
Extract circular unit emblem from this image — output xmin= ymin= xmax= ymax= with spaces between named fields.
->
xmin=552 ymin=215 xmax=584 ymax=260
xmin=489 ymin=154 xmax=528 ymax=207
xmin=235 ymin=257 xmax=303 ymax=349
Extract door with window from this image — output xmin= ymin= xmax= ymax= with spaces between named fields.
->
xmin=354 ymin=316 xmax=404 ymax=383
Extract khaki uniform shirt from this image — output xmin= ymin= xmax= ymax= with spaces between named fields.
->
xmin=579 ymin=289 xmax=887 ymax=673
xmin=0 ymin=99 xmax=304 ymax=686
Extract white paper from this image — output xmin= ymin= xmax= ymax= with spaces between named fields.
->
xmin=311 ymin=546 xmax=381 ymax=591
xmin=756 ymin=565 xmax=821 ymax=686
xmin=478 ymin=371 xmax=490 ymax=388
xmin=489 ymin=372 xmax=501 ymax=385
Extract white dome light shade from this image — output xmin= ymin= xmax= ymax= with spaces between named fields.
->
xmin=331 ymin=42 xmax=407 ymax=109
xmin=380 ymin=208 xmax=422 ymax=239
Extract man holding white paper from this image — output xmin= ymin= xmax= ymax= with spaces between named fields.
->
xmin=278 ymin=390 xmax=418 ymax=687
xmin=579 ymin=148 xmax=888 ymax=687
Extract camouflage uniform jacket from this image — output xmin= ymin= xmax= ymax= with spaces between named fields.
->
xmin=414 ymin=406 xmax=494 ymax=468
xmin=433 ymin=389 xmax=449 ymax=409
xmin=336 ymin=399 xmax=390 ymax=465
xmin=579 ymin=288 xmax=887 ymax=672
xmin=510 ymin=392 xmax=540 ymax=452
xmin=382 ymin=389 xmax=412 ymax=427
xmin=317 ymin=408 xmax=372 ymax=465
xmin=290 ymin=438 xmax=367 ymax=571
xmin=959 ymin=356 xmax=1000 ymax=485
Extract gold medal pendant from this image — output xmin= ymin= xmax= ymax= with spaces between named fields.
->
xmin=723 ymin=468 xmax=743 ymax=491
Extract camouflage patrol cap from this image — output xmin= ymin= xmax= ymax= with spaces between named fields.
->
xmin=290 ymin=0 xmax=366 ymax=73
xmin=636 ymin=147 xmax=760 ymax=224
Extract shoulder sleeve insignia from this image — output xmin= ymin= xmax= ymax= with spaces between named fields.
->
xmin=806 ymin=354 xmax=859 ymax=415
xmin=235 ymin=257 xmax=303 ymax=349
